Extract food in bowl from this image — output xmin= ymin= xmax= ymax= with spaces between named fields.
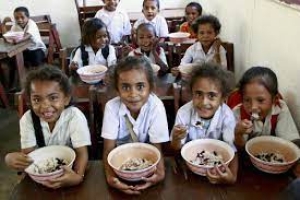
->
xmin=245 ymin=136 xmax=300 ymax=174
xmin=254 ymin=152 xmax=285 ymax=164
xmin=181 ymin=139 xmax=235 ymax=176
xmin=120 ymin=158 xmax=153 ymax=171
xmin=191 ymin=150 xmax=224 ymax=166
xmin=107 ymin=143 xmax=161 ymax=181
xmin=168 ymin=32 xmax=190 ymax=43
xmin=76 ymin=64 xmax=107 ymax=84
xmin=33 ymin=157 xmax=66 ymax=174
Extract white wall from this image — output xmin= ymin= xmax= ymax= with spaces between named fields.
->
xmin=203 ymin=0 xmax=300 ymax=130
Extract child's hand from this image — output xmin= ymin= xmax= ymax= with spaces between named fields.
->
xmin=41 ymin=166 xmax=83 ymax=189
xmin=69 ymin=61 xmax=79 ymax=71
xmin=5 ymin=152 xmax=33 ymax=171
xmin=121 ymin=45 xmax=132 ymax=57
xmin=151 ymin=37 xmax=159 ymax=53
xmin=107 ymin=175 xmax=141 ymax=195
xmin=172 ymin=125 xmax=188 ymax=141
xmin=171 ymin=67 xmax=180 ymax=77
xmin=207 ymin=163 xmax=236 ymax=184
xmin=235 ymin=119 xmax=253 ymax=135
xmin=134 ymin=166 xmax=165 ymax=191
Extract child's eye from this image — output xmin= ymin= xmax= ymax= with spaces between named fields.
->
xmin=49 ymin=95 xmax=59 ymax=101
xmin=137 ymin=83 xmax=145 ymax=91
xmin=121 ymin=85 xmax=130 ymax=91
xmin=193 ymin=91 xmax=203 ymax=98
xmin=32 ymin=98 xmax=40 ymax=104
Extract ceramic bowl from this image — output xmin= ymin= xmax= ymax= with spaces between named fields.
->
xmin=76 ymin=64 xmax=108 ymax=84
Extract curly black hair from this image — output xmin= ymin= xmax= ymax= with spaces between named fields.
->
xmin=14 ymin=6 xmax=30 ymax=17
xmin=192 ymin=14 xmax=221 ymax=34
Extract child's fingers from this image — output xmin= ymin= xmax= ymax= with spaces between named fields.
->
xmin=134 ymin=181 xmax=152 ymax=191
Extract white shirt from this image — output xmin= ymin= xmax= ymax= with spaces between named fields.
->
xmin=101 ymin=94 xmax=170 ymax=144
xmin=20 ymin=107 xmax=91 ymax=149
xmin=128 ymin=47 xmax=168 ymax=67
xmin=133 ymin=14 xmax=169 ymax=38
xmin=95 ymin=8 xmax=131 ymax=44
xmin=172 ymin=101 xmax=236 ymax=150
xmin=71 ymin=45 xmax=116 ymax=68
xmin=233 ymin=99 xmax=300 ymax=141
xmin=180 ymin=41 xmax=227 ymax=69
xmin=11 ymin=19 xmax=46 ymax=52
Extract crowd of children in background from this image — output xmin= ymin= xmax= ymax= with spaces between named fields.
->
xmin=2 ymin=0 xmax=300 ymax=197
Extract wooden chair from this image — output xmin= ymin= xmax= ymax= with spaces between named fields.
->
xmin=0 ymin=82 xmax=9 ymax=108
xmin=74 ymin=0 xmax=103 ymax=28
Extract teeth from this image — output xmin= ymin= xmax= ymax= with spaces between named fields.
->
xmin=43 ymin=112 xmax=53 ymax=117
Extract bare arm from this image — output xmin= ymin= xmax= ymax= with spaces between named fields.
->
xmin=73 ymin=146 xmax=89 ymax=176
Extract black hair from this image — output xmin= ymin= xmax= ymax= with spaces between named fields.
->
xmin=239 ymin=66 xmax=278 ymax=97
xmin=24 ymin=65 xmax=71 ymax=97
xmin=185 ymin=2 xmax=202 ymax=16
xmin=113 ymin=56 xmax=155 ymax=91
xmin=14 ymin=6 xmax=30 ymax=17
xmin=143 ymin=0 xmax=160 ymax=10
xmin=192 ymin=14 xmax=221 ymax=34
xmin=189 ymin=63 xmax=235 ymax=97
xmin=136 ymin=23 xmax=157 ymax=37
xmin=81 ymin=18 xmax=109 ymax=46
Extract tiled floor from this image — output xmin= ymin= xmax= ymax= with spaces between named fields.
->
xmin=0 ymin=108 xmax=20 ymax=200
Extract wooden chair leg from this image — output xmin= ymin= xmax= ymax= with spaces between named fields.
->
xmin=0 ymin=82 xmax=9 ymax=108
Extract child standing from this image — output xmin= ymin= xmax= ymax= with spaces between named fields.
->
xmin=133 ymin=0 xmax=169 ymax=40
xmin=94 ymin=0 xmax=131 ymax=45
xmin=102 ymin=56 xmax=169 ymax=195
xmin=128 ymin=23 xmax=168 ymax=75
xmin=179 ymin=2 xmax=202 ymax=39
xmin=70 ymin=18 xmax=117 ymax=71
xmin=171 ymin=63 xmax=238 ymax=184
xmin=5 ymin=66 xmax=91 ymax=189
xmin=232 ymin=67 xmax=300 ymax=147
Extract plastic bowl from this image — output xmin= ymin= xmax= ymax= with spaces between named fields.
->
xmin=168 ymin=32 xmax=190 ymax=43
xmin=245 ymin=136 xmax=300 ymax=174
xmin=178 ymin=63 xmax=194 ymax=81
xmin=107 ymin=143 xmax=161 ymax=182
xmin=3 ymin=31 xmax=24 ymax=43
xmin=25 ymin=145 xmax=76 ymax=184
xmin=181 ymin=139 xmax=235 ymax=176
xmin=76 ymin=64 xmax=108 ymax=84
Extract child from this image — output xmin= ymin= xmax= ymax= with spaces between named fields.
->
xmin=128 ymin=23 xmax=168 ymax=75
xmin=9 ymin=7 xmax=46 ymax=67
xmin=70 ymin=18 xmax=117 ymax=70
xmin=232 ymin=67 xmax=300 ymax=147
xmin=171 ymin=63 xmax=238 ymax=184
xmin=102 ymin=56 xmax=169 ymax=195
xmin=133 ymin=0 xmax=169 ymax=40
xmin=4 ymin=66 xmax=91 ymax=189
xmin=171 ymin=15 xmax=227 ymax=77
xmin=179 ymin=2 xmax=202 ymax=39
xmin=94 ymin=0 xmax=131 ymax=45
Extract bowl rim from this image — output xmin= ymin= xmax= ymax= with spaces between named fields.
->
xmin=245 ymin=136 xmax=300 ymax=166
xmin=24 ymin=145 xmax=76 ymax=177
xmin=3 ymin=31 xmax=24 ymax=36
xmin=168 ymin=32 xmax=191 ymax=38
xmin=181 ymin=138 xmax=235 ymax=168
xmin=76 ymin=64 xmax=108 ymax=75
xmin=107 ymin=142 xmax=161 ymax=174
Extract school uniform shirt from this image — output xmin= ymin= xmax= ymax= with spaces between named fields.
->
xmin=180 ymin=41 xmax=227 ymax=69
xmin=94 ymin=8 xmax=131 ymax=44
xmin=179 ymin=22 xmax=196 ymax=39
xmin=11 ymin=19 xmax=46 ymax=53
xmin=20 ymin=107 xmax=91 ymax=149
xmin=71 ymin=45 xmax=117 ymax=68
xmin=133 ymin=14 xmax=169 ymax=38
xmin=233 ymin=99 xmax=300 ymax=141
xmin=101 ymin=93 xmax=170 ymax=144
xmin=128 ymin=47 xmax=168 ymax=67
xmin=171 ymin=101 xmax=236 ymax=150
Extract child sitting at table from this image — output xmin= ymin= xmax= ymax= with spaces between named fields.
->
xmin=128 ymin=23 xmax=168 ymax=75
xmin=5 ymin=66 xmax=91 ymax=189
xmin=171 ymin=63 xmax=238 ymax=184
xmin=133 ymin=0 xmax=169 ymax=41
xmin=102 ymin=56 xmax=169 ymax=195
xmin=231 ymin=66 xmax=300 ymax=148
xmin=94 ymin=0 xmax=131 ymax=45
xmin=70 ymin=18 xmax=117 ymax=71
xmin=171 ymin=15 xmax=227 ymax=77
xmin=179 ymin=2 xmax=202 ymax=39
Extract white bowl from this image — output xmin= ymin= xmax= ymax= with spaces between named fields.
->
xmin=107 ymin=143 xmax=161 ymax=182
xmin=181 ymin=139 xmax=235 ymax=176
xmin=178 ymin=63 xmax=194 ymax=81
xmin=3 ymin=31 xmax=24 ymax=43
xmin=25 ymin=145 xmax=76 ymax=184
xmin=245 ymin=136 xmax=300 ymax=174
xmin=76 ymin=64 xmax=108 ymax=84
xmin=168 ymin=32 xmax=190 ymax=43
xmin=151 ymin=64 xmax=160 ymax=75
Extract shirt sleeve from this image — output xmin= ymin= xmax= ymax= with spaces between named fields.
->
xmin=221 ymin=107 xmax=237 ymax=151
xmin=159 ymin=47 xmax=168 ymax=67
xmin=122 ymin=12 xmax=132 ymax=36
xmin=180 ymin=45 xmax=194 ymax=65
xmin=71 ymin=48 xmax=83 ymax=68
xmin=158 ymin=17 xmax=169 ymax=38
xmin=20 ymin=111 xmax=37 ymax=149
xmin=219 ymin=46 xmax=227 ymax=69
xmin=107 ymin=45 xmax=117 ymax=66
xmin=101 ymin=101 xmax=120 ymax=140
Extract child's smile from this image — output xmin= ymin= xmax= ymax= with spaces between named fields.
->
xmin=197 ymin=23 xmax=217 ymax=50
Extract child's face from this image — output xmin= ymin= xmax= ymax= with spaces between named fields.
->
xmin=197 ymin=23 xmax=217 ymax=49
xmin=185 ymin=6 xmax=200 ymax=24
xmin=104 ymin=0 xmax=119 ymax=11
xmin=14 ymin=11 xmax=29 ymax=28
xmin=117 ymin=69 xmax=151 ymax=118
xmin=192 ymin=78 xmax=224 ymax=119
xmin=137 ymin=27 xmax=156 ymax=52
xmin=143 ymin=0 xmax=159 ymax=21
xmin=91 ymin=28 xmax=109 ymax=50
xmin=30 ymin=80 xmax=71 ymax=129
xmin=242 ymin=81 xmax=274 ymax=120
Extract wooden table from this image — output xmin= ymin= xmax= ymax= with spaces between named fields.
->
xmin=10 ymin=158 xmax=292 ymax=200
xmin=0 ymin=38 xmax=30 ymax=87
